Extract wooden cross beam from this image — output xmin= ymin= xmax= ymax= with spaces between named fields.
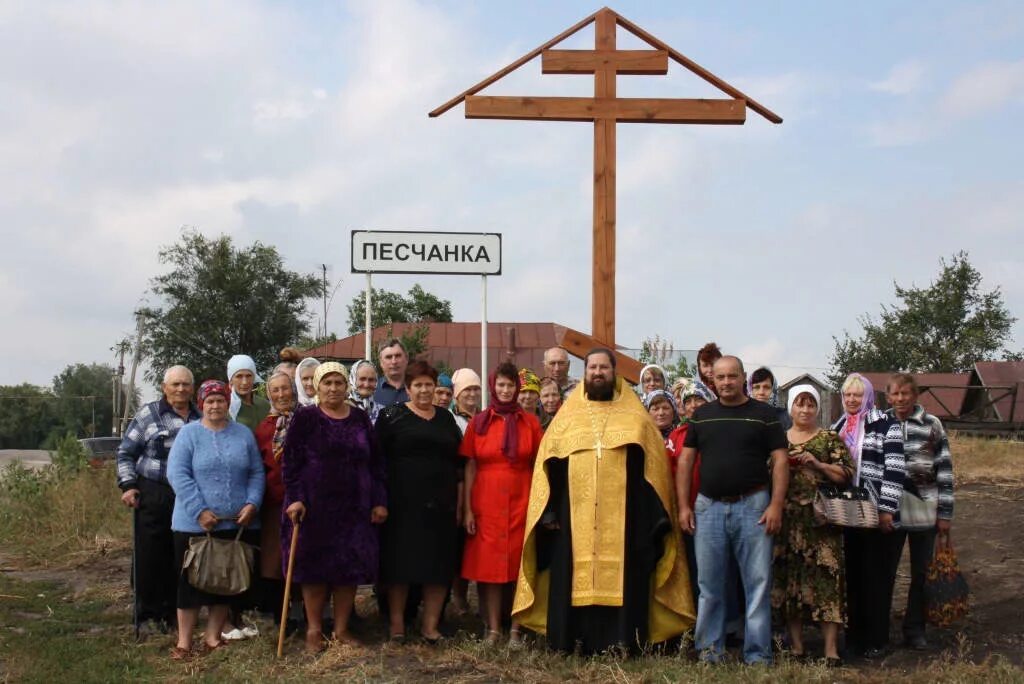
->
xmin=431 ymin=7 xmax=780 ymax=349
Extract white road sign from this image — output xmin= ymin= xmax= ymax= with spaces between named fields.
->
xmin=351 ymin=230 xmax=502 ymax=275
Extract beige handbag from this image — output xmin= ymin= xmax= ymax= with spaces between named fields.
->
xmin=182 ymin=527 xmax=255 ymax=596
xmin=813 ymin=484 xmax=880 ymax=529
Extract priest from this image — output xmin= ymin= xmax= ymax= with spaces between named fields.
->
xmin=513 ymin=348 xmax=695 ymax=654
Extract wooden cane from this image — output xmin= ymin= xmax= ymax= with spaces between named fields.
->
xmin=276 ymin=520 xmax=301 ymax=658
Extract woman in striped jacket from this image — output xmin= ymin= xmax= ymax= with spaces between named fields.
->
xmin=831 ymin=373 xmax=905 ymax=659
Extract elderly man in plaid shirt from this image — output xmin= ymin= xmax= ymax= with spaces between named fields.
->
xmin=117 ymin=365 xmax=200 ymax=637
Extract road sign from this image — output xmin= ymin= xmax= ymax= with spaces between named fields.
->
xmin=351 ymin=230 xmax=501 ymax=275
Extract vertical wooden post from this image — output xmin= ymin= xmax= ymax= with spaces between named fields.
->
xmin=592 ymin=9 xmax=616 ymax=347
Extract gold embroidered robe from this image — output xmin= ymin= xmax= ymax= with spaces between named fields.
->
xmin=512 ymin=376 xmax=695 ymax=643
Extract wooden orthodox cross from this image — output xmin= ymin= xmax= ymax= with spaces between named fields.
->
xmin=431 ymin=7 xmax=781 ymax=349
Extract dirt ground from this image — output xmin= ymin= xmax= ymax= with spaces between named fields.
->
xmin=883 ymin=482 xmax=1024 ymax=668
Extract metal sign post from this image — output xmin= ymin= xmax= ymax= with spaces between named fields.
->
xmin=351 ymin=230 xmax=502 ymax=401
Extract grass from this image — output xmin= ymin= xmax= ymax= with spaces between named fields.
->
xmin=0 ymin=441 xmax=1023 ymax=681
xmin=0 ymin=462 xmax=129 ymax=568
xmin=950 ymin=434 xmax=1024 ymax=484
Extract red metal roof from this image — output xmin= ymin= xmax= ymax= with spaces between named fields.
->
xmin=973 ymin=361 xmax=1024 ymax=421
xmin=858 ymin=372 xmax=972 ymax=419
xmin=305 ymin=322 xmax=576 ymax=375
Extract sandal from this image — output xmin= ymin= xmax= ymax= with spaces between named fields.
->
xmin=169 ymin=646 xmax=192 ymax=661
xmin=509 ymin=628 xmax=524 ymax=650
xmin=197 ymin=641 xmax=228 ymax=656
xmin=388 ymin=633 xmax=406 ymax=645
xmin=484 ymin=629 xmax=501 ymax=645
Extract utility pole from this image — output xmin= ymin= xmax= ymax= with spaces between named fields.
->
xmin=121 ymin=316 xmax=145 ymax=436
xmin=111 ymin=338 xmax=130 ymax=436
xmin=322 ymin=264 xmax=329 ymax=339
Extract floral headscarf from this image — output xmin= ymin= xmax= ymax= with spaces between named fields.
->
xmin=266 ymin=370 xmax=297 ymax=462
xmin=197 ymin=380 xmax=230 ymax=409
xmin=518 ymin=368 xmax=541 ymax=395
xmin=673 ymin=377 xmax=715 ymax=404
xmin=643 ymin=389 xmax=679 ymax=437
xmin=348 ymin=359 xmax=380 ymax=422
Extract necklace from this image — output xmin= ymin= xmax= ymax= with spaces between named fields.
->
xmin=585 ymin=397 xmax=613 ymax=460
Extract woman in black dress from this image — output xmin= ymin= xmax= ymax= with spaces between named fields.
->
xmin=376 ymin=360 xmax=464 ymax=643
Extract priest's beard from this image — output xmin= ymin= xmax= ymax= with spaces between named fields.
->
xmin=584 ymin=376 xmax=615 ymax=401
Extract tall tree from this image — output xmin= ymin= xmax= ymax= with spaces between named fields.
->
xmin=345 ymin=285 xmax=453 ymax=335
xmin=139 ymin=230 xmax=323 ymax=384
xmin=828 ymin=252 xmax=1016 ymax=386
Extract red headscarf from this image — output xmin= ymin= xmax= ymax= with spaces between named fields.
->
xmin=470 ymin=368 xmax=525 ymax=463
xmin=197 ymin=379 xmax=230 ymax=408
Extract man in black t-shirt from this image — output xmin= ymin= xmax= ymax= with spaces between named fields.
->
xmin=677 ymin=356 xmax=789 ymax=665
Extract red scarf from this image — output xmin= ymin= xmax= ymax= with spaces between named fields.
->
xmin=470 ymin=370 xmax=524 ymax=463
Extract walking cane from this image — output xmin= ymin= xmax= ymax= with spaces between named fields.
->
xmin=277 ymin=520 xmax=301 ymax=658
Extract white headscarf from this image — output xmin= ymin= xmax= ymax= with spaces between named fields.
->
xmin=294 ymin=356 xmax=321 ymax=407
xmin=226 ymin=354 xmax=263 ymax=420
xmin=787 ymin=384 xmax=821 ymax=416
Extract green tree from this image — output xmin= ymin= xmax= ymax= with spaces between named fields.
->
xmin=828 ymin=252 xmax=1017 ymax=387
xmin=50 ymin=363 xmax=117 ymax=439
xmin=346 ymin=285 xmax=453 ymax=335
xmin=139 ymin=230 xmax=323 ymax=384
xmin=0 ymin=384 xmax=57 ymax=449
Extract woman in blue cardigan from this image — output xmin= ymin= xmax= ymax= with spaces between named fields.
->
xmin=832 ymin=373 xmax=905 ymax=659
xmin=167 ymin=380 xmax=265 ymax=659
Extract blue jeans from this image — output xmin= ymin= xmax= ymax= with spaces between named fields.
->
xmin=694 ymin=490 xmax=774 ymax=664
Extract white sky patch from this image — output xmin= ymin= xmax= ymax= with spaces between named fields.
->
xmin=868 ymin=60 xmax=927 ymax=95
xmin=939 ymin=59 xmax=1024 ymax=120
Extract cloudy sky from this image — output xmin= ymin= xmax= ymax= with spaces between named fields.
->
xmin=3 ymin=0 xmax=1023 ymax=389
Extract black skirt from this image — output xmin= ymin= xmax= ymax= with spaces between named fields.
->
xmin=173 ymin=528 xmax=261 ymax=609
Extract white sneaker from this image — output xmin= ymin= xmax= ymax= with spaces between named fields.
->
xmin=241 ymin=625 xmax=259 ymax=639
xmin=221 ymin=628 xmax=246 ymax=641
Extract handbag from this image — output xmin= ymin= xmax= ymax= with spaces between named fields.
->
xmin=924 ymin=536 xmax=969 ymax=627
xmin=900 ymin=483 xmax=937 ymax=531
xmin=182 ymin=526 xmax=255 ymax=596
xmin=812 ymin=484 xmax=879 ymax=528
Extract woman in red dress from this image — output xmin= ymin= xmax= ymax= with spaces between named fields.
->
xmin=462 ymin=361 xmax=543 ymax=646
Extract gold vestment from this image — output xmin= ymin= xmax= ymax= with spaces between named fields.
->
xmin=512 ymin=376 xmax=695 ymax=643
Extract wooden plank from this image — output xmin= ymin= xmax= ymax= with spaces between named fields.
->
xmin=428 ymin=9 xmax=599 ymax=118
xmin=465 ymin=96 xmax=746 ymax=124
xmin=542 ymin=49 xmax=669 ymax=75
xmin=558 ymin=328 xmax=643 ymax=386
xmin=613 ymin=11 xmax=783 ymax=124
xmin=593 ymin=8 xmax=616 ymax=349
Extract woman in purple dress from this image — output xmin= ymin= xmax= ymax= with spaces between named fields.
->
xmin=281 ymin=362 xmax=387 ymax=652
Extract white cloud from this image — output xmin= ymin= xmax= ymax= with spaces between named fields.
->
xmin=938 ymin=59 xmax=1024 ymax=120
xmin=868 ymin=59 xmax=1024 ymax=146
xmin=869 ymin=60 xmax=927 ymax=95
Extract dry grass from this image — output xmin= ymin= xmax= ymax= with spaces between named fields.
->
xmin=951 ymin=434 xmax=1024 ymax=484
xmin=0 ymin=462 xmax=129 ymax=568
